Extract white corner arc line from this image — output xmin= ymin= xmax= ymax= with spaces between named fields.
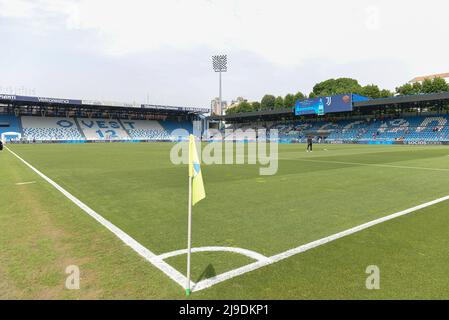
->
xmin=158 ymin=246 xmax=271 ymax=263
xmin=6 ymin=147 xmax=193 ymax=290
xmin=7 ymin=145 xmax=449 ymax=293
xmin=192 ymin=193 xmax=449 ymax=292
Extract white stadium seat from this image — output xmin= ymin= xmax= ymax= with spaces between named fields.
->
xmin=121 ymin=120 xmax=172 ymax=140
xmin=77 ymin=118 xmax=130 ymax=140
xmin=21 ymin=116 xmax=84 ymax=141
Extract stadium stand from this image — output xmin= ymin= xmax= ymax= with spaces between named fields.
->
xmin=3 ymin=114 xmax=449 ymax=144
xmin=0 ymin=92 xmax=203 ymax=143
xmin=159 ymin=121 xmax=193 ymax=139
xmin=121 ymin=119 xmax=192 ymax=140
xmin=77 ymin=118 xmax=130 ymax=140
xmin=121 ymin=119 xmax=170 ymax=140
xmin=0 ymin=115 xmax=194 ymax=142
xmin=0 ymin=115 xmax=22 ymax=142
xmin=21 ymin=116 xmax=84 ymax=141
xmin=225 ymin=115 xmax=449 ymax=144
xmin=225 ymin=125 xmax=258 ymax=141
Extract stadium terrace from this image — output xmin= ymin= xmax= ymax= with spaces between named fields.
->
xmin=0 ymin=93 xmax=208 ymax=143
xmin=2 ymin=91 xmax=449 ymax=144
xmin=3 ymin=89 xmax=449 ymax=300
xmin=209 ymin=91 xmax=449 ymax=145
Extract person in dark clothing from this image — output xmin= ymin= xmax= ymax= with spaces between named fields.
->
xmin=307 ymin=136 xmax=313 ymax=152
xmin=0 ymin=140 xmax=3 ymax=151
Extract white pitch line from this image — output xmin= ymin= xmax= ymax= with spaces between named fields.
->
xmin=158 ymin=246 xmax=271 ymax=263
xmin=8 ymin=145 xmax=449 ymax=293
xmin=192 ymin=193 xmax=449 ymax=292
xmin=15 ymin=181 xmax=36 ymax=185
xmin=279 ymin=157 xmax=449 ymax=172
xmin=6 ymin=146 xmax=192 ymax=290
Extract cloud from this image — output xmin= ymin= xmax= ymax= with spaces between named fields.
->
xmin=0 ymin=0 xmax=448 ymax=106
xmin=0 ymin=0 xmax=35 ymax=18
xmin=69 ymin=0 xmax=372 ymax=64
xmin=0 ymin=0 xmax=80 ymax=30
xmin=2 ymin=0 xmax=449 ymax=67
xmin=2 ymin=0 xmax=448 ymax=67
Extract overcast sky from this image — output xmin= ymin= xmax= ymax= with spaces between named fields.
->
xmin=0 ymin=0 xmax=448 ymax=108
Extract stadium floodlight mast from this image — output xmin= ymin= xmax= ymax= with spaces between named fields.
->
xmin=212 ymin=54 xmax=227 ymax=128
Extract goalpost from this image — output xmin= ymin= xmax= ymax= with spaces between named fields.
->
xmin=1 ymin=132 xmax=22 ymax=143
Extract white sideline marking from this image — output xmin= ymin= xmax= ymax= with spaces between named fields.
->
xmin=280 ymin=157 xmax=449 ymax=172
xmin=15 ymin=181 xmax=36 ymax=185
xmin=6 ymin=147 xmax=192 ymax=290
xmin=192 ymin=194 xmax=449 ymax=292
xmin=7 ymin=145 xmax=449 ymax=293
xmin=158 ymin=246 xmax=271 ymax=263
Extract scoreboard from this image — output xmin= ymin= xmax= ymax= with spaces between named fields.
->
xmin=295 ymin=94 xmax=353 ymax=116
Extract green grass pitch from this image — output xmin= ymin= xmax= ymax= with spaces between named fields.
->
xmin=1 ymin=142 xmax=449 ymax=299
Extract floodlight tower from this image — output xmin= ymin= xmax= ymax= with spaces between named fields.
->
xmin=212 ymin=55 xmax=227 ymax=129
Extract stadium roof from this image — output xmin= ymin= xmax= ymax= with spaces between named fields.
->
xmin=0 ymin=93 xmax=209 ymax=115
xmin=209 ymin=91 xmax=449 ymax=121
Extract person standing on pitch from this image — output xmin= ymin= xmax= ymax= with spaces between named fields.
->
xmin=307 ymin=136 xmax=313 ymax=152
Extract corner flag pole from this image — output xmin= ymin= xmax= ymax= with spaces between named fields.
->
xmin=186 ymin=174 xmax=193 ymax=296
xmin=185 ymin=134 xmax=205 ymax=296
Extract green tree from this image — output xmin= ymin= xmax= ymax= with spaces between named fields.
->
xmin=421 ymin=79 xmax=435 ymax=94
xmin=274 ymin=96 xmax=284 ymax=109
xmin=294 ymin=91 xmax=306 ymax=102
xmin=312 ymin=78 xmax=362 ymax=96
xmin=225 ymin=107 xmax=235 ymax=115
xmin=412 ymin=82 xmax=423 ymax=94
xmin=432 ymin=77 xmax=449 ymax=92
xmin=228 ymin=101 xmax=253 ymax=114
xmin=379 ymin=89 xmax=394 ymax=98
xmin=360 ymin=84 xmax=393 ymax=99
xmin=284 ymin=94 xmax=296 ymax=108
xmin=260 ymin=94 xmax=276 ymax=110
xmin=395 ymin=83 xmax=414 ymax=95
xmin=251 ymin=101 xmax=261 ymax=111
xmin=238 ymin=101 xmax=253 ymax=113
xmin=361 ymin=84 xmax=381 ymax=99
xmin=395 ymin=78 xmax=449 ymax=96
xmin=422 ymin=77 xmax=449 ymax=93
xmin=395 ymin=82 xmax=422 ymax=95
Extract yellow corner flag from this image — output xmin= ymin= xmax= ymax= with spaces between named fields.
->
xmin=189 ymin=134 xmax=205 ymax=206
xmin=186 ymin=134 xmax=205 ymax=296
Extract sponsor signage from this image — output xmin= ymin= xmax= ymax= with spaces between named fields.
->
xmin=0 ymin=93 xmax=207 ymax=113
xmin=0 ymin=94 xmax=81 ymax=105
xmin=295 ymin=94 xmax=353 ymax=116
